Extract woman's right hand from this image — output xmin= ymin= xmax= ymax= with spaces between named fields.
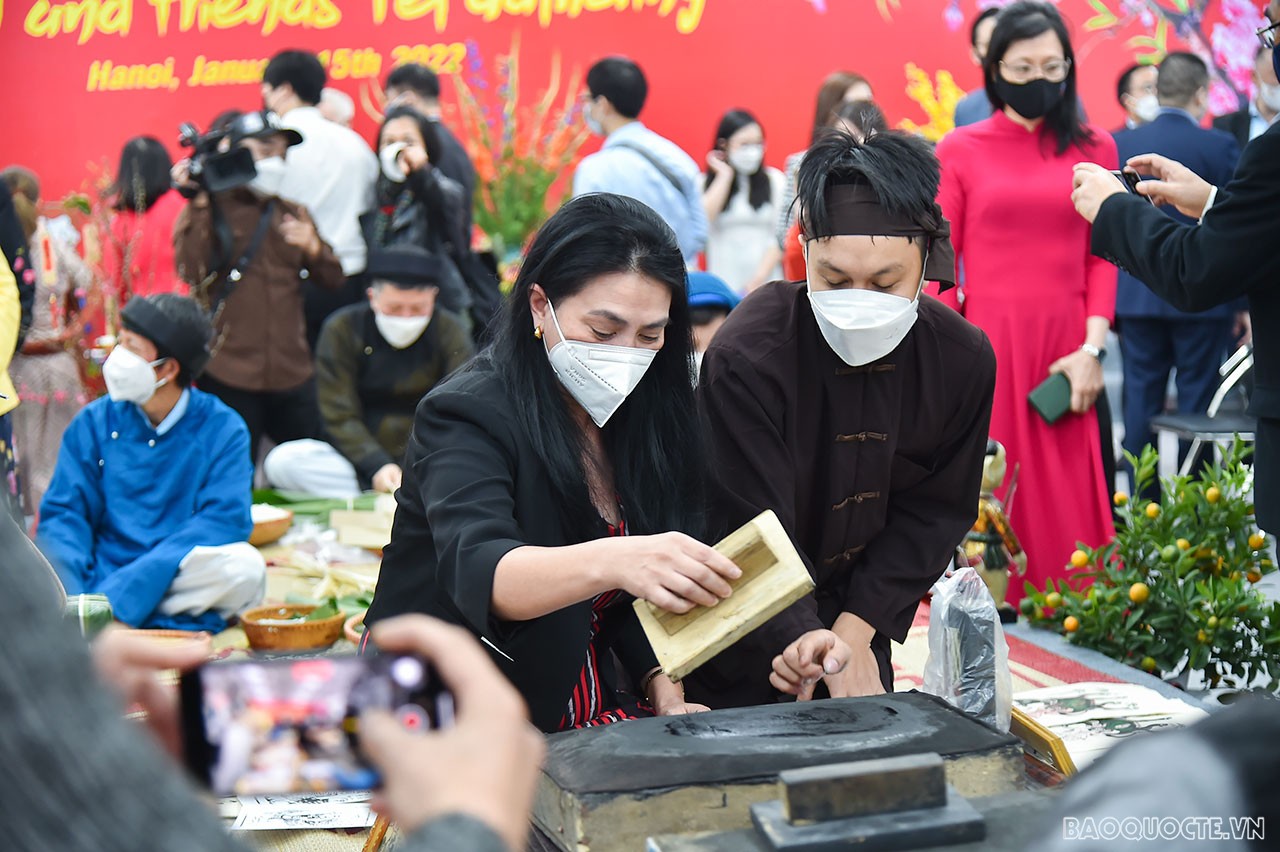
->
xmin=706 ymin=150 xmax=734 ymax=180
xmin=611 ymin=532 xmax=741 ymax=613
xmin=399 ymin=145 xmax=430 ymax=174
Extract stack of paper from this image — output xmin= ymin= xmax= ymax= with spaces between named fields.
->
xmin=1013 ymin=682 xmax=1208 ymax=771
xmin=224 ymin=791 xmax=376 ymax=831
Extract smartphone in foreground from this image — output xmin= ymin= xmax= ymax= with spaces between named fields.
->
xmin=1111 ymin=169 xmax=1154 ymax=204
xmin=180 ymin=653 xmax=453 ymax=796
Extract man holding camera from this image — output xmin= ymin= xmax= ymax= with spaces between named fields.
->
xmin=262 ymin=50 xmax=379 ymax=349
xmin=1071 ymin=0 xmax=1280 ymax=533
xmin=172 ymin=110 xmax=344 ymax=465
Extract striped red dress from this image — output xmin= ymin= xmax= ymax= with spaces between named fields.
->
xmin=559 ymin=519 xmax=655 ymax=730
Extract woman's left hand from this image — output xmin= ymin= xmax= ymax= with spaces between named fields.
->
xmin=1049 ymin=349 xmax=1105 ymax=414
xmin=647 ymin=672 xmax=709 ymax=716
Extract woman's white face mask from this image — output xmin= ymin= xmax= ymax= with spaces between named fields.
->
xmin=542 ymin=300 xmax=658 ymax=427
xmin=803 ymin=242 xmax=926 ymax=367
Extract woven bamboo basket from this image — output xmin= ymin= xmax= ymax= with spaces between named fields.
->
xmin=241 ymin=604 xmax=344 ymax=651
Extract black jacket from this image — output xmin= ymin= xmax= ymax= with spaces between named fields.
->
xmin=1212 ymin=108 xmax=1252 ymax=153
xmin=1093 ymin=121 xmax=1280 ymax=530
xmin=365 ymin=357 xmax=658 ymax=732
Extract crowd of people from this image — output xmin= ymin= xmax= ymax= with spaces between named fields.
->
xmin=4 ymin=0 xmax=1280 ymax=847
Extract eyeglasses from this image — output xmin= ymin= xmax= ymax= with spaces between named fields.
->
xmin=1257 ymin=20 xmax=1279 ymax=49
xmin=999 ymin=59 xmax=1072 ymax=84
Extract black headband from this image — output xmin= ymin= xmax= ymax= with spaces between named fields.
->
xmin=817 ymin=183 xmax=957 ymax=290
xmin=120 ymin=298 xmax=212 ymax=379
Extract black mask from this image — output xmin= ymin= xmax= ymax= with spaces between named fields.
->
xmin=995 ymin=77 xmax=1066 ymax=121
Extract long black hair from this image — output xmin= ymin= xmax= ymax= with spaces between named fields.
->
xmin=487 ymin=193 xmax=707 ymax=542
xmin=984 ymin=1 xmax=1093 ymax=156
xmin=704 ymin=109 xmax=773 ymax=212
xmin=113 ymin=136 xmax=173 ymax=212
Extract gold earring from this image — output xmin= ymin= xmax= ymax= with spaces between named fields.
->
xmin=534 ymin=326 xmax=543 ymax=340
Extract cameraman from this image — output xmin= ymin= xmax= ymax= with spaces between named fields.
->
xmin=172 ymin=110 xmax=344 ymax=464
xmin=1070 ymin=0 xmax=1280 ymax=533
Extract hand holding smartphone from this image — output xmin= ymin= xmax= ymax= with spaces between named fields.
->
xmin=180 ymin=652 xmax=453 ymax=796
xmin=1111 ymin=169 xmax=1156 ymax=205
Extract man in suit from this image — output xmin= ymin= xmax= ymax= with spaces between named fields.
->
xmin=1115 ymin=63 xmax=1159 ymax=132
xmin=1214 ymin=47 xmax=1280 ymax=151
xmin=1070 ymin=0 xmax=1280 ymax=533
xmin=1111 ymin=52 xmax=1243 ymax=483
xmin=953 ymin=8 xmax=1000 ymax=128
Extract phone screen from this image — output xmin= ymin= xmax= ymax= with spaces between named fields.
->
xmin=180 ymin=653 xmax=453 ymax=796
xmin=1111 ymin=169 xmax=1153 ymax=203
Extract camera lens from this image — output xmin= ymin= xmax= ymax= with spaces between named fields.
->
xmin=390 ymin=656 xmax=424 ymax=688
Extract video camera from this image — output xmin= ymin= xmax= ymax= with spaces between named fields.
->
xmin=177 ymin=123 xmax=257 ymax=194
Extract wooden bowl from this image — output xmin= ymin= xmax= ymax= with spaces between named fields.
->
xmin=249 ymin=507 xmax=294 ymax=547
xmin=241 ymin=604 xmax=344 ymax=651
xmin=344 ymin=610 xmax=367 ymax=646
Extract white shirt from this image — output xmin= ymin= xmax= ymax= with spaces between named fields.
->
xmin=1249 ymin=104 xmax=1276 ymax=142
xmin=704 ymin=167 xmax=786 ymax=293
xmin=276 ymin=106 xmax=378 ymax=276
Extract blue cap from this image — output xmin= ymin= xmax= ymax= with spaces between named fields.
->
xmin=686 ymin=272 xmax=740 ymax=310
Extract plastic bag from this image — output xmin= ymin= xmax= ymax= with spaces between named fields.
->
xmin=922 ymin=566 xmax=1012 ymax=731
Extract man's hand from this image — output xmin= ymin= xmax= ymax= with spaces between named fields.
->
xmin=1070 ymin=163 xmax=1128 ymax=224
xmin=280 ymin=213 xmax=321 ymax=259
xmin=170 ymin=159 xmax=197 ymax=191
xmin=1124 ymin=153 xmax=1214 ymax=219
xmin=92 ymin=626 xmax=212 ymax=760
xmin=359 ymin=616 xmax=545 ymax=850
xmin=1049 ymin=348 xmax=1105 ymax=414
xmin=1234 ymin=311 xmax=1253 ymax=349
xmin=771 ymin=629 xmax=852 ymax=701
xmin=371 ymin=463 xmax=403 ymax=494
xmin=820 ymin=643 xmax=888 ymax=699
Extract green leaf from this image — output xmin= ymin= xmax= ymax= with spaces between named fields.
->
xmin=305 ymin=598 xmax=340 ymax=622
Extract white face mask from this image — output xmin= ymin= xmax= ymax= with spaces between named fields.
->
xmin=728 ymin=144 xmax=764 ymax=175
xmin=544 ymin=300 xmax=658 ymax=427
xmin=804 ymin=243 xmax=925 ymax=367
xmin=248 ymin=156 xmax=287 ymax=198
xmin=583 ymin=100 xmax=605 ymax=136
xmin=1132 ymin=94 xmax=1160 ymax=124
xmin=380 ymin=141 xmax=408 ymax=183
xmin=375 ymin=312 xmax=431 ymax=348
xmin=1260 ymin=82 xmax=1280 ymax=113
xmin=103 ymin=346 xmax=168 ymax=405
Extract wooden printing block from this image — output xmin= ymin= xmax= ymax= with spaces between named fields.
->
xmin=780 ymin=753 xmax=947 ymax=823
xmin=532 ymin=692 xmax=1023 ymax=852
xmin=633 ymin=509 xmax=815 ymax=681
xmin=749 ymin=789 xmax=985 ymax=852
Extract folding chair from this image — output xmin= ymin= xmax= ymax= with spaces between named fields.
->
xmin=1148 ymin=345 xmax=1255 ymax=479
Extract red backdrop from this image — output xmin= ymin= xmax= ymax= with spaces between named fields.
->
xmin=0 ymin=0 xmax=1265 ymax=202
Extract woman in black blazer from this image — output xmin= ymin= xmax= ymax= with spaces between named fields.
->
xmin=366 ymin=194 xmax=741 ymax=733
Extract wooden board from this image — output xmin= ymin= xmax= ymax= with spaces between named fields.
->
xmin=329 ymin=510 xmax=393 ymax=551
xmin=633 ymin=510 xmax=815 ymax=682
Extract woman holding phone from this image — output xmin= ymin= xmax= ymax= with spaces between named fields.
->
xmin=366 ymin=193 xmax=739 ymax=733
xmin=934 ymin=1 xmax=1117 ymax=601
